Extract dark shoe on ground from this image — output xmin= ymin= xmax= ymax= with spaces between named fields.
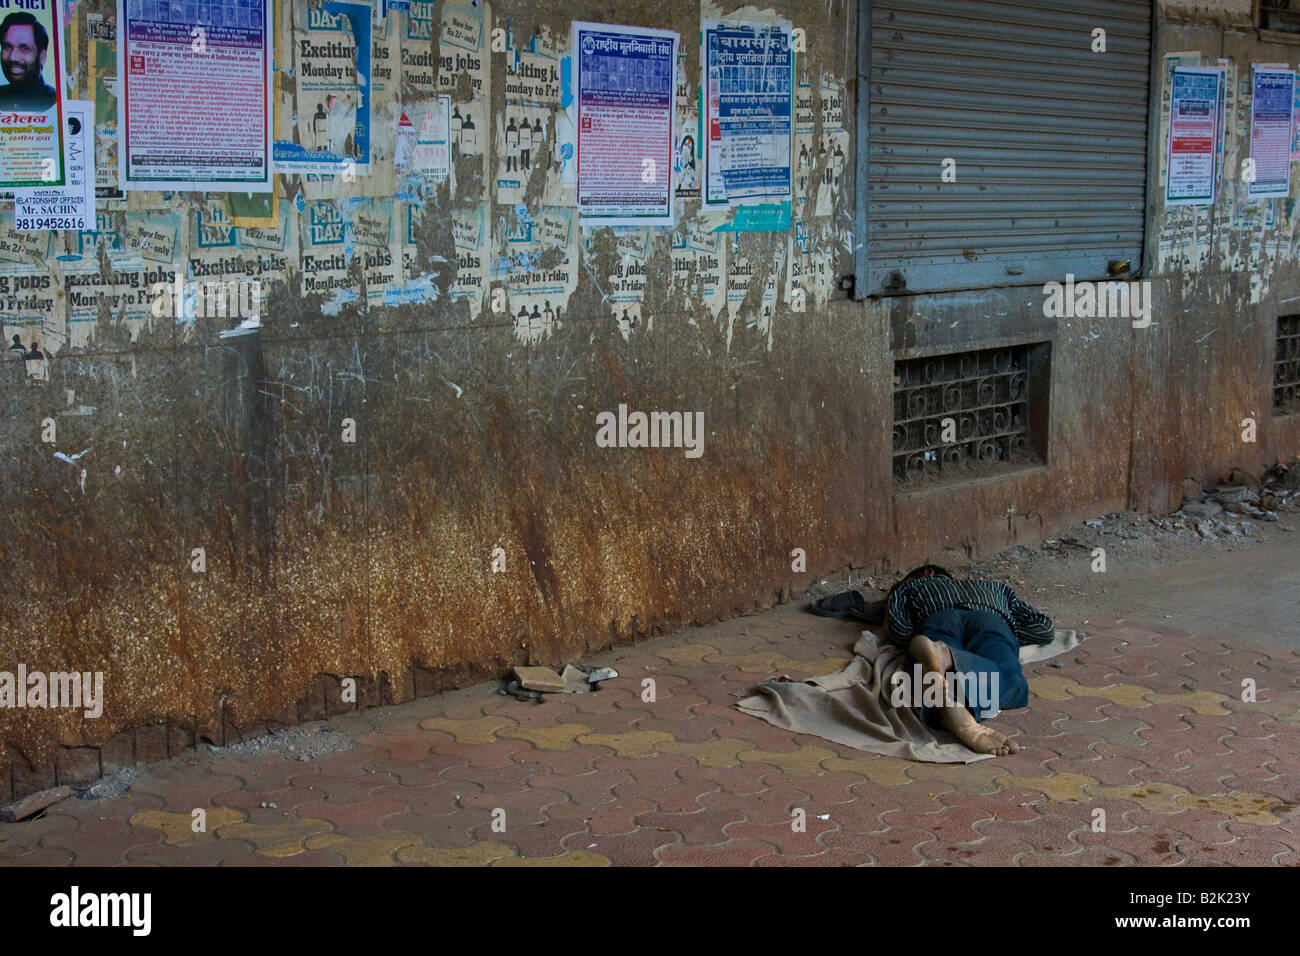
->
xmin=808 ymin=590 xmax=887 ymax=623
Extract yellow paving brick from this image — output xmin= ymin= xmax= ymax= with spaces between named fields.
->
xmin=823 ymin=755 xmax=914 ymax=786
xmin=1176 ymin=792 xmax=1287 ymax=825
xmin=1067 ymin=683 xmax=1152 ymax=708
xmin=656 ymin=643 xmax=723 ymax=666
xmin=491 ymin=850 xmax=612 ymax=866
xmin=217 ymin=817 xmax=334 ymax=857
xmin=305 ymin=830 xmax=424 ymax=866
xmin=1091 ymin=782 xmax=1187 ymax=812
xmin=129 ymin=808 xmax=244 ymax=846
xmin=1224 ymin=697 xmax=1300 ymax=722
xmin=656 ymin=738 xmax=754 ymax=767
xmin=576 ymin=730 xmax=674 ymax=757
xmin=1090 ymin=782 xmax=1284 ymax=822
xmin=419 ymin=715 xmax=519 ymax=744
xmin=906 ymin=760 xmax=1006 ymax=794
xmin=396 ymin=841 xmax=516 ymax=866
xmin=704 ymin=651 xmax=790 ymax=672
xmin=1026 ymin=676 xmax=1076 ymax=700
xmin=500 ymin=722 xmax=591 ymax=750
xmin=1144 ymin=690 xmax=1232 ymax=715
xmin=739 ymin=745 xmax=839 ymax=776
xmin=996 ymin=771 xmax=1094 ymax=803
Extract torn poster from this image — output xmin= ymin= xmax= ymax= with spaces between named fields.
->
xmin=1293 ymin=72 xmax=1300 ymax=159
xmin=494 ymin=103 xmax=548 ymax=206
xmin=439 ymin=1 xmax=489 ymax=159
xmin=814 ymin=74 xmax=847 ymax=219
xmin=702 ymin=19 xmax=793 ymax=208
xmin=88 ymin=13 xmax=123 ymax=204
xmin=122 ymin=209 xmax=181 ymax=262
xmin=1249 ymin=66 xmax=1294 ymax=199
xmin=675 ymin=103 xmax=700 ymax=201
xmin=495 ymin=26 xmax=561 ymax=207
xmin=15 ymin=100 xmax=94 ymax=231
xmin=399 ymin=2 xmax=437 ymax=100
xmin=350 ymin=198 xmax=403 ymax=308
xmin=0 ymin=219 xmax=59 ymax=374
xmin=1166 ymin=67 xmax=1221 ymax=206
xmin=396 ymin=95 xmax=450 ymax=180
xmin=274 ymin=0 xmax=370 ymax=176
xmin=503 ymin=206 xmax=576 ymax=344
xmin=116 ymin=0 xmax=272 ymax=191
xmin=572 ymin=21 xmax=678 ymax=226
xmin=447 ymin=203 xmax=487 ymax=314
xmin=674 ymin=47 xmax=699 ymax=203
xmin=299 ymin=198 xmax=352 ymax=297
xmin=0 ymin=0 xmax=66 ymax=188
xmin=591 ymin=225 xmax=649 ymax=336
xmin=793 ymin=67 xmax=814 ymax=208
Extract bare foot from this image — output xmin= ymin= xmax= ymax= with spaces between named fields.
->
xmin=910 ymin=634 xmax=1020 ymax=756
xmin=942 ymin=704 xmax=1020 ymax=756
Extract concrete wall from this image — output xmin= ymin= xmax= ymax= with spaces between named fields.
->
xmin=1 ymin=0 xmax=1297 ymax=795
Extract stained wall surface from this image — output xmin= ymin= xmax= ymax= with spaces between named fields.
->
xmin=0 ymin=0 xmax=1296 ymax=788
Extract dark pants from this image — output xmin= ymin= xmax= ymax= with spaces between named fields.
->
xmin=910 ymin=609 xmax=1029 ymax=726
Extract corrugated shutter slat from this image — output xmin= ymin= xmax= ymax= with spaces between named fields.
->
xmin=867 ymin=0 xmax=1152 ymax=293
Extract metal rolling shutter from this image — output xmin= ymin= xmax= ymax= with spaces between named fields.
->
xmin=866 ymin=0 xmax=1152 ymax=295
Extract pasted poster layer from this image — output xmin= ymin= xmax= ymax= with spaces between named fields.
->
xmin=1 ymin=0 xmax=66 ymax=188
xmin=572 ymin=21 xmax=677 ymax=225
xmin=1249 ymin=66 xmax=1294 ymax=199
xmin=116 ymin=0 xmax=272 ymax=190
xmin=275 ymin=0 xmax=370 ymax=176
xmin=14 ymin=100 xmax=94 ymax=230
xmin=1166 ymin=67 xmax=1221 ymax=206
xmin=702 ymin=19 xmax=792 ymax=207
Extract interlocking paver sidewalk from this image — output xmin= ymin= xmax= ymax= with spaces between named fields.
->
xmin=2 ymin=601 xmax=1297 ymax=866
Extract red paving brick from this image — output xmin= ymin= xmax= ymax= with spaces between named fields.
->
xmin=3 ymin=600 xmax=1297 ymax=868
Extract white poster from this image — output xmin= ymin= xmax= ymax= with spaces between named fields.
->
xmin=1166 ymin=68 xmax=1220 ymax=206
xmin=1249 ymin=66 xmax=1295 ymax=199
xmin=396 ymin=94 xmax=451 ymax=180
xmin=14 ymin=100 xmax=95 ymax=231
xmin=117 ymin=0 xmax=273 ymax=191
xmin=702 ymin=19 xmax=794 ymax=208
xmin=572 ymin=21 xmax=678 ymax=225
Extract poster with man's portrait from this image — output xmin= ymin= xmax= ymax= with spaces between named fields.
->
xmin=0 ymin=0 xmax=65 ymax=191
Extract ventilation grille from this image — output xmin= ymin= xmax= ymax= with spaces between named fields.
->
xmin=893 ymin=343 xmax=1048 ymax=484
xmin=1276 ymin=315 xmax=1300 ymax=414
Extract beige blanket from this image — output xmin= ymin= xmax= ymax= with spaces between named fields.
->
xmin=735 ymin=628 xmax=1078 ymax=763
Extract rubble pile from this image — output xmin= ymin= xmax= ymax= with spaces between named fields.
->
xmin=1161 ymin=460 xmax=1298 ymax=540
xmin=1035 ymin=460 xmax=1299 ymax=556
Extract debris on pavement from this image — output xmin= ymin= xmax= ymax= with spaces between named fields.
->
xmin=0 ymin=785 xmax=72 ymax=822
xmin=514 ymin=666 xmax=568 ymax=693
xmin=505 ymin=663 xmax=621 ymax=698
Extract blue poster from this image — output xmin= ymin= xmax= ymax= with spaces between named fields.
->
xmin=702 ymin=20 xmax=793 ymax=207
xmin=572 ymin=21 xmax=678 ymax=225
xmin=1248 ymin=66 xmax=1294 ymax=199
xmin=274 ymin=0 xmax=372 ymax=176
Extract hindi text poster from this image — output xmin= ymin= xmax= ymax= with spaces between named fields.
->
xmin=116 ymin=0 xmax=272 ymax=191
xmin=1249 ymin=66 xmax=1294 ymax=199
xmin=572 ymin=21 xmax=677 ymax=226
xmin=1167 ymin=67 xmax=1221 ymax=206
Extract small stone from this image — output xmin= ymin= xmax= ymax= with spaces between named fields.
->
xmin=0 ymin=786 xmax=72 ymax=822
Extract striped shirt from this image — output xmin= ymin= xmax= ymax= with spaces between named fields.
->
xmin=886 ymin=576 xmax=1055 ymax=646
